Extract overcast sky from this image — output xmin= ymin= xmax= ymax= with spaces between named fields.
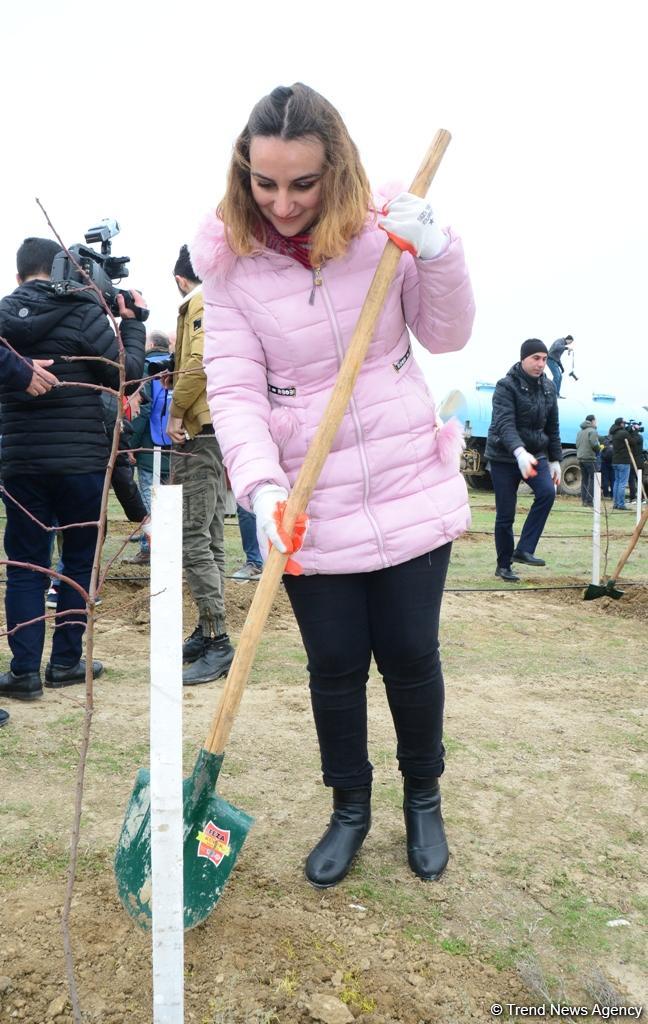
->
xmin=1 ymin=0 xmax=645 ymax=412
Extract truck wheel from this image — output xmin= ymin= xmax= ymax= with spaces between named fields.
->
xmin=465 ymin=472 xmax=493 ymax=491
xmin=560 ymin=455 xmax=581 ymax=497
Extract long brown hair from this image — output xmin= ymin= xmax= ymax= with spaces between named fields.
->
xmin=218 ymin=83 xmax=372 ymax=268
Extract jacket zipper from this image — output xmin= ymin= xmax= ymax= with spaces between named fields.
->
xmin=308 ymin=266 xmax=323 ymax=305
xmin=318 ymin=275 xmax=389 ymax=568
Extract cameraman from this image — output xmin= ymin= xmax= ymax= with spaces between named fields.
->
xmin=0 ymin=237 xmax=146 ymax=702
xmin=626 ymin=421 xmax=645 ymax=504
xmin=609 ymin=417 xmax=634 ymax=510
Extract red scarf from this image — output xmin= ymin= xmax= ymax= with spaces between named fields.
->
xmin=261 ymin=219 xmax=314 ymax=269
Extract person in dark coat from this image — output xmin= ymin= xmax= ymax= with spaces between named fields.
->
xmin=0 ymin=236 xmax=146 ymax=701
xmin=626 ymin=422 xmax=644 ymax=504
xmin=485 ymin=339 xmax=562 ymax=582
xmin=609 ymin=417 xmax=632 ymax=509
xmin=546 ymin=335 xmax=573 ymax=396
xmin=0 ymin=341 xmax=60 ymax=726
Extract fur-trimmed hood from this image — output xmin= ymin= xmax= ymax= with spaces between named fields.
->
xmin=190 ymin=210 xmax=239 ymax=282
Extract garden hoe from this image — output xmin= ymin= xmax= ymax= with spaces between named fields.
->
xmin=115 ymin=129 xmax=453 ymax=930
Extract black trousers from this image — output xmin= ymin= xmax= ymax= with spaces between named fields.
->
xmin=283 ymin=545 xmax=451 ymax=789
xmin=489 ymin=457 xmax=555 ymax=568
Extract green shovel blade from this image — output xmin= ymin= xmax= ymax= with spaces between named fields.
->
xmin=114 ymin=748 xmax=253 ymax=931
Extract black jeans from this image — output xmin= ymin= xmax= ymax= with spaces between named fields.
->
xmin=489 ymin=457 xmax=555 ymax=568
xmin=283 ymin=545 xmax=451 ymax=789
xmin=3 ymin=473 xmax=103 ymax=673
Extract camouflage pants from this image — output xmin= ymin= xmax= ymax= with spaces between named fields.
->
xmin=171 ymin=433 xmax=226 ymax=636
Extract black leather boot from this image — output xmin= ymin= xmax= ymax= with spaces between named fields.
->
xmin=305 ymin=786 xmax=371 ymax=888
xmin=403 ymin=777 xmax=449 ymax=881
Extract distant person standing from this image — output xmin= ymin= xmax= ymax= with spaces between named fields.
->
xmin=485 ymin=339 xmax=561 ymax=582
xmin=575 ymin=414 xmax=599 ymax=507
xmin=546 ymin=335 xmax=573 ymax=397
xmin=609 ymin=417 xmax=632 ymax=510
xmin=166 ymin=245 xmax=234 ymax=685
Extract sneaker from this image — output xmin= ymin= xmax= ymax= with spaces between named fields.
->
xmin=0 ymin=670 xmax=43 ymax=701
xmin=44 ymin=659 xmax=104 ymax=688
xmin=182 ymin=636 xmax=234 ymax=686
xmin=231 ymin=561 xmax=263 ymax=582
xmin=183 ymin=624 xmax=207 ymax=663
xmin=122 ymin=549 xmax=150 ymax=565
xmin=46 ymin=588 xmax=102 ymax=609
xmin=495 ymin=566 xmax=520 ymax=583
xmin=0 ymin=709 xmax=9 ymax=727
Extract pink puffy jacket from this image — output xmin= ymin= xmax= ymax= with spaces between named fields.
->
xmin=191 ymin=211 xmax=475 ymax=575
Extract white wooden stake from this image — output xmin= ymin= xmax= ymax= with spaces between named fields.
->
xmin=636 ymin=468 xmax=642 ymax=527
xmin=592 ymin=471 xmax=601 ymax=586
xmin=150 ymin=484 xmax=184 ymax=1023
xmin=153 ymin=446 xmax=162 ymax=488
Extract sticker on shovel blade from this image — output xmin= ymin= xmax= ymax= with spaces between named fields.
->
xmin=196 ymin=821 xmax=232 ymax=867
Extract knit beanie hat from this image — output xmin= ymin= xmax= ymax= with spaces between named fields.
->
xmin=520 ymin=338 xmax=549 ymax=360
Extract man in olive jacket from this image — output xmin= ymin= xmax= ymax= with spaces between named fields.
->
xmin=575 ymin=414 xmax=600 ymax=507
xmin=485 ymin=339 xmax=562 ymax=582
xmin=167 ymin=245 xmax=233 ymax=686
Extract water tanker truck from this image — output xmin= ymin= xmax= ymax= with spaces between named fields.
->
xmin=438 ymin=382 xmax=647 ymax=496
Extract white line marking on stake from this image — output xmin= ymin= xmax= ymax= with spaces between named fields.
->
xmin=153 ymin=446 xmax=162 ymax=488
xmin=150 ymin=484 xmax=184 ymax=1023
xmin=592 ymin=472 xmax=601 ymax=586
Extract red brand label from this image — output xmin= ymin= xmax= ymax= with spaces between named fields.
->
xmin=196 ymin=821 xmax=231 ymax=867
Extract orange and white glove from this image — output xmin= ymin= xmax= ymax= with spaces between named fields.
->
xmin=378 ymin=192 xmax=447 ymax=259
xmin=549 ymin=461 xmax=562 ymax=486
xmin=251 ymin=484 xmax=308 ymax=575
xmin=514 ymin=447 xmax=538 ymax=479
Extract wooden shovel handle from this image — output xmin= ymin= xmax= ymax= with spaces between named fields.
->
xmin=204 ymin=129 xmax=452 ymax=755
xmin=610 ymin=505 xmax=648 ymax=582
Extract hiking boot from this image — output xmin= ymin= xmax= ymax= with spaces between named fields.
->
xmin=0 ymin=709 xmax=9 ymax=727
xmin=44 ymin=659 xmax=104 ymax=688
xmin=305 ymin=786 xmax=372 ymax=888
xmin=0 ymin=670 xmax=43 ymax=701
xmin=495 ymin=566 xmax=520 ymax=583
xmin=231 ymin=561 xmax=263 ymax=582
xmin=403 ymin=777 xmax=449 ymax=881
xmin=512 ymin=550 xmax=546 ymax=566
xmin=183 ymin=624 xmax=207 ymax=663
xmin=122 ymin=549 xmax=150 ymax=566
xmin=182 ymin=636 xmax=234 ymax=686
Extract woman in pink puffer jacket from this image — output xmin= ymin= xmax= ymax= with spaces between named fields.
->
xmin=192 ymin=83 xmax=475 ymax=889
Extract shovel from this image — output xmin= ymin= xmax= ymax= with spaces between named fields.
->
xmin=584 ymin=504 xmax=648 ymax=600
xmin=114 ymin=129 xmax=453 ymax=930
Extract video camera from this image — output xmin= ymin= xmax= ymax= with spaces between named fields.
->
xmin=627 ymin=420 xmax=644 ymax=433
xmin=50 ymin=219 xmax=149 ymax=321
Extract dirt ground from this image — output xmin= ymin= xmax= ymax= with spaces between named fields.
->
xmin=1 ymin=531 xmax=647 ymax=1023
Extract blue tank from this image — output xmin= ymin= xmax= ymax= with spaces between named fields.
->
xmin=438 ymin=382 xmax=647 ymax=495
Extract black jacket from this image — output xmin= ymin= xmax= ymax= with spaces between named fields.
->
xmin=610 ymin=421 xmax=643 ymax=466
xmin=0 ymin=342 xmax=33 ymax=392
xmin=485 ymin=363 xmax=562 ymax=464
xmin=0 ymin=281 xmax=145 ymax=477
